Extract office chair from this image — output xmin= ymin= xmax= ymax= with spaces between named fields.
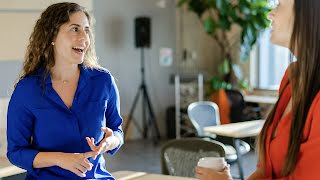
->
xmin=161 ymin=138 xmax=225 ymax=177
xmin=225 ymin=89 xmax=262 ymax=123
xmin=187 ymin=101 xmax=251 ymax=163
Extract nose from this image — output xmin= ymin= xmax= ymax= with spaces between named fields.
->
xmin=268 ymin=9 xmax=275 ymax=21
xmin=78 ymin=30 xmax=89 ymax=43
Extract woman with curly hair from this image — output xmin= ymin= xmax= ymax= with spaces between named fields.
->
xmin=6 ymin=2 xmax=123 ymax=179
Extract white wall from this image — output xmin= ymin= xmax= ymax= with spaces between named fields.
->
xmin=0 ymin=0 xmax=92 ymax=61
xmin=93 ymin=0 xmax=176 ymax=139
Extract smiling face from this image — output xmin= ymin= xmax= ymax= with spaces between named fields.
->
xmin=53 ymin=11 xmax=91 ymax=66
xmin=268 ymin=0 xmax=295 ymax=48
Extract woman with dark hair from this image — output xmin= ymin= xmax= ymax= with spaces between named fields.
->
xmin=6 ymin=2 xmax=123 ymax=179
xmin=196 ymin=0 xmax=320 ymax=179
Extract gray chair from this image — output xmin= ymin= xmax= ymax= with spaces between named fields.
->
xmin=161 ymin=138 xmax=225 ymax=178
xmin=187 ymin=101 xmax=250 ymax=163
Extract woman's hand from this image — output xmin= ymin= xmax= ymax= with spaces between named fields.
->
xmin=56 ymin=151 xmax=96 ymax=177
xmin=195 ymin=165 xmax=233 ymax=180
xmin=86 ymin=127 xmax=120 ymax=160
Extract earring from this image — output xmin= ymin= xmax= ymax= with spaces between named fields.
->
xmin=51 ymin=42 xmax=55 ymax=46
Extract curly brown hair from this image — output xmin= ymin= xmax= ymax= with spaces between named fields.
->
xmin=17 ymin=2 xmax=101 ymax=87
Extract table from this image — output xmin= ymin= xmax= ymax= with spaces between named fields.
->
xmin=204 ymin=120 xmax=265 ymax=180
xmin=204 ymin=119 xmax=265 ymax=138
xmin=0 ymin=128 xmax=26 ymax=179
xmin=244 ymin=95 xmax=277 ymax=104
xmin=0 ymin=158 xmax=25 ymax=178
xmin=112 ymin=171 xmax=196 ymax=180
xmin=244 ymin=95 xmax=278 ymax=118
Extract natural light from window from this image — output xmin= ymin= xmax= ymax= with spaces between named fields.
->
xmin=250 ymin=29 xmax=291 ymax=90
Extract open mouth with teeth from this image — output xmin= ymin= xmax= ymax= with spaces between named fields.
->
xmin=72 ymin=47 xmax=84 ymax=53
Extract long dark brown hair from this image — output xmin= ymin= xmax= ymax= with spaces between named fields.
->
xmin=16 ymin=2 xmax=101 ymax=87
xmin=258 ymin=0 xmax=320 ymax=176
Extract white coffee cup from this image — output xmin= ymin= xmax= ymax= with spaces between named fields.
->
xmin=197 ymin=157 xmax=227 ymax=171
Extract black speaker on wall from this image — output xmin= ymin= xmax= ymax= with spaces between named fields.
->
xmin=135 ymin=17 xmax=151 ymax=48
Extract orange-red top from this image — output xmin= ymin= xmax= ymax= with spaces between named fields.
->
xmin=258 ymin=67 xmax=320 ymax=179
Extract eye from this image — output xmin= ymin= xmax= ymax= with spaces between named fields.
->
xmin=72 ymin=27 xmax=79 ymax=32
xmin=85 ymin=29 xmax=90 ymax=34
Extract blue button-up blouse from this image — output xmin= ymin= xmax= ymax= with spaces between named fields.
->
xmin=7 ymin=65 xmax=123 ymax=179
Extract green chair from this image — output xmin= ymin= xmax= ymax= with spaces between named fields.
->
xmin=160 ymin=138 xmax=226 ymax=178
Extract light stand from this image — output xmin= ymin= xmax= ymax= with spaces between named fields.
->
xmin=123 ymin=48 xmax=160 ymax=144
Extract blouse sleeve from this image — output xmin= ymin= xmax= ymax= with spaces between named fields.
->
xmin=6 ymin=82 xmax=40 ymax=177
xmin=104 ymin=75 xmax=123 ymax=155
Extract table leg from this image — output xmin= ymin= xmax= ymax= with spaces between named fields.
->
xmin=233 ymin=138 xmax=245 ymax=180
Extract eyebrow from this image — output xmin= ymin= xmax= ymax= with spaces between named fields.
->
xmin=69 ymin=24 xmax=90 ymax=29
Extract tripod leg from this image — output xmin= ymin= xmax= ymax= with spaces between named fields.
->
xmin=124 ymin=87 xmax=143 ymax=137
xmin=142 ymin=91 xmax=147 ymax=138
xmin=143 ymin=86 xmax=161 ymax=143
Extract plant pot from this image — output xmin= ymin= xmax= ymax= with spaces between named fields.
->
xmin=210 ymin=89 xmax=231 ymax=124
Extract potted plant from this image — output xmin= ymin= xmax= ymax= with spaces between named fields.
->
xmin=178 ymin=0 xmax=270 ymax=123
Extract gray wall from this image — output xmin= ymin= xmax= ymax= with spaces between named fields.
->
xmin=93 ymin=0 xmax=176 ymax=139
xmin=0 ymin=61 xmax=22 ymax=97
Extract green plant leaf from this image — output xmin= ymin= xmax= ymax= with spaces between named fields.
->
xmin=238 ymin=78 xmax=249 ymax=90
xmin=219 ymin=16 xmax=231 ymax=30
xmin=226 ymin=83 xmax=233 ymax=90
xmin=215 ymin=0 xmax=223 ymax=11
xmin=211 ymin=76 xmax=223 ymax=90
xmin=210 ymin=75 xmax=233 ymax=91
xmin=177 ymin=0 xmax=271 ymax=85
xmin=188 ymin=0 xmax=207 ymax=17
xmin=204 ymin=17 xmax=216 ymax=34
xmin=177 ymin=0 xmax=190 ymax=7
xmin=218 ymin=59 xmax=230 ymax=76
xmin=239 ymin=0 xmax=251 ymax=15
xmin=207 ymin=0 xmax=216 ymax=7
xmin=228 ymin=6 xmax=238 ymax=21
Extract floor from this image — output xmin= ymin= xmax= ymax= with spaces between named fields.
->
xmin=105 ymin=139 xmax=258 ymax=179
xmin=3 ymin=139 xmax=258 ymax=180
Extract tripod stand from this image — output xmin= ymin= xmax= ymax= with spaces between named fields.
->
xmin=124 ymin=48 xmax=160 ymax=144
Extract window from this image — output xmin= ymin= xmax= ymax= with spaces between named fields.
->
xmin=250 ymin=29 xmax=291 ymax=90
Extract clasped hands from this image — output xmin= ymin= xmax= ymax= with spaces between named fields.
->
xmin=57 ymin=127 xmax=119 ymax=177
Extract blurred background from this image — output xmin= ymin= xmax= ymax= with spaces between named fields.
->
xmin=0 ymin=0 xmax=291 ymax=179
